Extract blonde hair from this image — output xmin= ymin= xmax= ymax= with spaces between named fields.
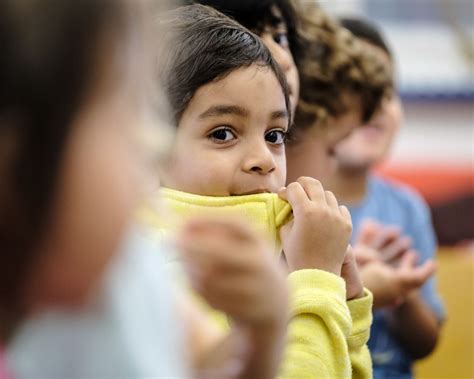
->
xmin=292 ymin=0 xmax=393 ymax=131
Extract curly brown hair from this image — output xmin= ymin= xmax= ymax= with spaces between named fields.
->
xmin=292 ymin=1 xmax=393 ymax=132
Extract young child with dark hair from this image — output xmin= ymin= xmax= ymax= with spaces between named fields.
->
xmin=144 ymin=4 xmax=374 ymax=378
xmin=285 ymin=1 xmax=393 ymax=184
xmin=189 ymin=0 xmax=301 ymax=116
xmin=0 ymin=1 xmax=188 ymax=376
xmin=328 ymin=17 xmax=445 ymax=379
xmin=0 ymin=1 xmax=289 ymax=378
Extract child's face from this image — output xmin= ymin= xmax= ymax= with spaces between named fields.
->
xmin=162 ymin=65 xmax=289 ymax=196
xmin=24 ymin=27 xmax=158 ymax=309
xmin=286 ymin=92 xmax=362 ymax=184
xmin=258 ymin=5 xmax=299 ymax=114
xmin=334 ymin=93 xmax=403 ymax=170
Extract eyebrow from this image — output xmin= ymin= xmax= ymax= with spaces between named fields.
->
xmin=198 ymin=105 xmax=249 ymax=119
xmin=270 ymin=109 xmax=289 ymax=121
xmin=198 ymin=105 xmax=289 ymax=121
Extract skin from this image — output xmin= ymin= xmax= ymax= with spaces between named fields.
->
xmin=286 ymin=93 xmax=363 ymax=185
xmin=256 ymin=4 xmax=363 ymax=298
xmin=162 ymin=64 xmax=362 ymax=297
xmin=7 ymin=21 xmax=286 ymax=379
xmin=162 ymin=65 xmax=289 ymax=196
xmin=22 ymin=27 xmax=152 ymax=310
xmin=163 ymin=65 xmax=291 ymax=378
xmin=329 ymin=42 xmax=441 ymax=360
xmin=334 ymin=93 xmax=403 ymax=175
xmin=179 ymin=217 xmax=288 ymax=379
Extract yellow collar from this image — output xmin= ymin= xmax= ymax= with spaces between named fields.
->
xmin=141 ymin=187 xmax=292 ymax=253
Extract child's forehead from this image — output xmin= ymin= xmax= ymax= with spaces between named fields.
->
xmin=181 ymin=66 xmax=289 ymax=125
xmin=195 ymin=66 xmax=285 ymax=104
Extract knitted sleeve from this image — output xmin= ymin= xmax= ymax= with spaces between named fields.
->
xmin=278 ymin=269 xmax=371 ymax=378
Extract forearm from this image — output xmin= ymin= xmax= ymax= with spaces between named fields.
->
xmin=388 ymin=291 xmax=440 ymax=359
xmin=278 ymin=269 xmax=354 ymax=378
xmin=347 ymin=289 xmax=374 ymax=379
xmin=236 ymin=319 xmax=287 ymax=379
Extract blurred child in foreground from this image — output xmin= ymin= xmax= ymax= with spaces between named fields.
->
xmin=0 ymin=1 xmax=288 ymax=378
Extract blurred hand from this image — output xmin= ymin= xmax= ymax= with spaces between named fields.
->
xmin=177 ymin=216 xmax=288 ymax=326
xmin=352 ymin=244 xmax=380 ymax=268
xmin=361 ymin=251 xmax=437 ymax=309
xmin=356 ymin=220 xmax=413 ymax=265
xmin=177 ymin=216 xmax=288 ymax=379
xmin=279 ymin=177 xmax=352 ymax=275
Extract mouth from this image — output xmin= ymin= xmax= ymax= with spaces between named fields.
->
xmin=231 ymin=189 xmax=271 ymax=196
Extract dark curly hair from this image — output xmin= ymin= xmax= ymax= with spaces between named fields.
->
xmin=292 ymin=1 xmax=393 ymax=132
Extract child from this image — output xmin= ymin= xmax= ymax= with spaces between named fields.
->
xmin=286 ymin=1 xmax=393 ymax=184
xmin=0 ymin=0 xmax=188 ymax=376
xmin=0 ymin=1 xmax=288 ymax=378
xmin=328 ymin=18 xmax=444 ymax=379
xmin=147 ymin=4 xmax=374 ymax=378
xmin=193 ymin=0 xmax=302 ymax=115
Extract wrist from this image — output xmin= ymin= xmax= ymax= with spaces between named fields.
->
xmin=287 ymin=257 xmax=341 ymax=275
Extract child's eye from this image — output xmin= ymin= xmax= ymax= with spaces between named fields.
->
xmin=209 ymin=127 xmax=236 ymax=143
xmin=265 ymin=129 xmax=287 ymax=145
xmin=273 ymin=32 xmax=289 ymax=49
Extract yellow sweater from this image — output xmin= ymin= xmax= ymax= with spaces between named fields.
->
xmin=142 ymin=188 xmax=373 ymax=378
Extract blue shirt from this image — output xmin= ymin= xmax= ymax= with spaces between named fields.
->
xmin=349 ymin=175 xmax=445 ymax=379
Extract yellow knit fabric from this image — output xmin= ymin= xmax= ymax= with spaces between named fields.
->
xmin=140 ymin=187 xmax=293 ymax=253
xmin=141 ymin=188 xmax=373 ymax=378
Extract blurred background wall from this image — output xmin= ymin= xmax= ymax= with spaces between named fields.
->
xmin=320 ymin=1 xmax=473 ymax=377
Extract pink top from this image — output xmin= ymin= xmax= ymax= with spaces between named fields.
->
xmin=0 ymin=345 xmax=12 ymax=379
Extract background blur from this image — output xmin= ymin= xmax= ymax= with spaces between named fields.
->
xmin=321 ymin=1 xmax=473 ymax=377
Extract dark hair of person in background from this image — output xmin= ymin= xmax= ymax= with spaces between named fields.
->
xmin=293 ymin=2 xmax=393 ymax=132
xmin=155 ymin=4 xmax=291 ymax=126
xmin=185 ymin=0 xmax=303 ymax=65
xmin=0 ymin=0 xmax=129 ymax=340
xmin=339 ymin=17 xmax=392 ymax=59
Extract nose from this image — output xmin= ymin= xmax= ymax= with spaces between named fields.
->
xmin=243 ymin=140 xmax=276 ymax=175
xmin=263 ymin=36 xmax=292 ymax=73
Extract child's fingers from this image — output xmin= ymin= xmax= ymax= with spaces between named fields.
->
xmin=399 ymin=258 xmax=436 ymax=292
xmin=277 ymin=187 xmax=288 ymax=201
xmin=339 ymin=205 xmax=352 ymax=223
xmin=381 ymin=236 xmax=412 ymax=264
xmin=399 ymin=250 xmax=418 ymax=270
xmin=369 ymin=226 xmax=401 ymax=250
xmin=283 ymin=181 xmax=311 ymax=214
xmin=356 ymin=219 xmax=382 ymax=245
xmin=413 ymin=260 xmax=437 ymax=285
xmin=296 ymin=176 xmax=325 ymax=203
xmin=324 ymin=190 xmax=340 ymax=210
xmin=353 ymin=245 xmax=380 ymax=266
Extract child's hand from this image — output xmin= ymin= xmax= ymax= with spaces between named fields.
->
xmin=360 ymin=251 xmax=437 ymax=309
xmin=177 ymin=216 xmax=288 ymax=328
xmin=341 ymin=246 xmax=365 ymax=300
xmin=278 ymin=177 xmax=352 ymax=275
xmin=177 ymin=217 xmax=288 ymax=379
xmin=356 ymin=220 xmax=412 ymax=265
